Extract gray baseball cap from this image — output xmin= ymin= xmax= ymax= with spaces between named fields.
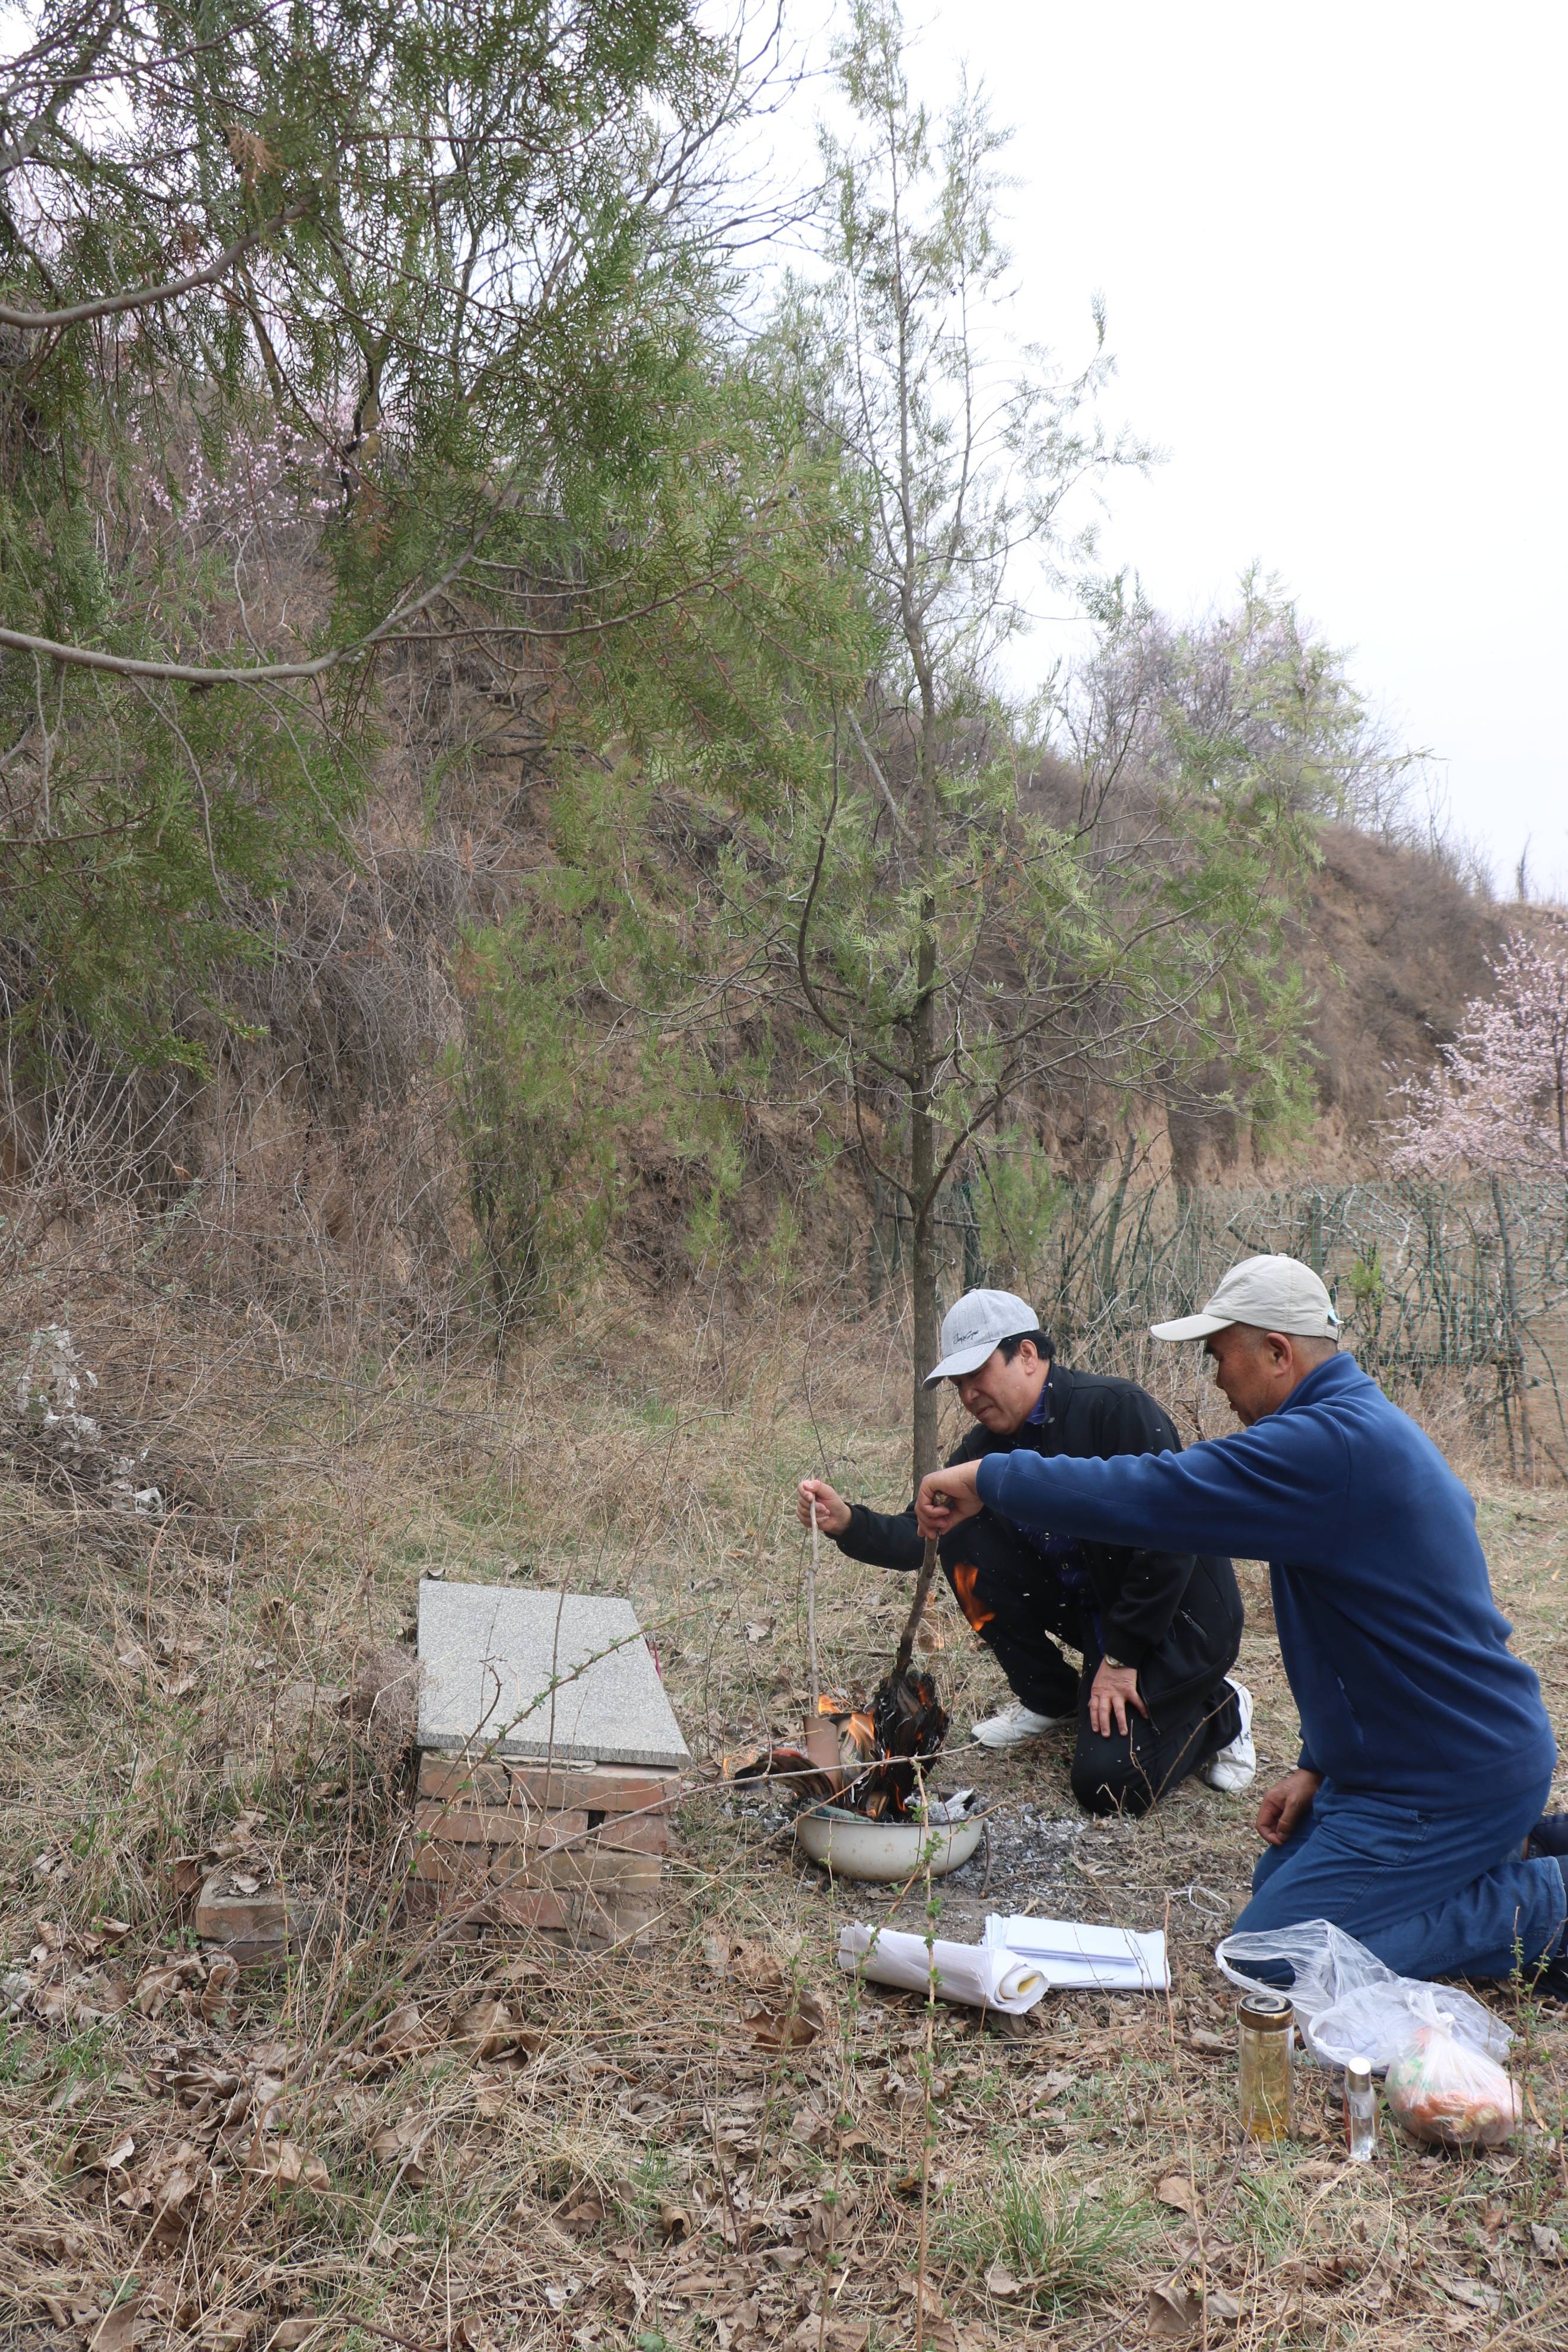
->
xmin=923 ymin=1288 xmax=1044 ymax=1388
xmin=1150 ymin=1253 xmax=1341 ymax=1343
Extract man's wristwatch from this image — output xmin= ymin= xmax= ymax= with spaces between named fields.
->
xmin=1101 ymin=1654 xmax=1133 ymax=1672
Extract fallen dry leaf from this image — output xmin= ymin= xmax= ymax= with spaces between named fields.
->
xmin=133 ymin=1965 xmax=188 ymax=2016
xmin=1189 ymin=2027 xmax=1229 ymax=2054
xmin=143 ymin=2151 xmax=212 ymax=2241
xmin=1439 ymin=2275 xmax=1500 ymax=2315
xmin=657 ymin=2201 xmax=692 ymax=2240
xmin=743 ymin=1987 xmax=828 ymax=2049
xmin=201 ymin=2313 xmax=262 ymax=2349
xmin=265 ymin=2326 xmax=320 ymax=2350
xmin=916 ymin=2321 xmax=977 ymax=2352
xmin=250 ymin=2140 xmax=329 ymax=2194
xmin=1531 ymin=2221 xmax=1564 ymax=2262
xmin=87 ymin=2132 xmax=136 ymax=2173
xmin=983 ymin=2259 xmax=1020 ymax=2299
xmin=1156 ymin=2173 xmax=1202 ymax=2216
xmin=790 ymin=2324 xmax=869 ymax=2352
xmin=557 ymin=2189 xmax=605 ymax=2236
xmin=202 ymin=1959 xmax=240 ymax=2023
xmin=451 ymin=1999 xmax=540 ymax=2061
xmin=91 ymin=2304 xmax=146 ymax=2352
xmin=717 ymin=1937 xmax=788 ymax=1989
xmin=371 ymin=2000 xmax=427 ymax=2057
xmin=1148 ymin=2283 xmax=1203 ymax=2340
xmin=368 ymin=2123 xmax=428 ymax=2189
xmin=78 ymin=1972 xmax=132 ymax=2020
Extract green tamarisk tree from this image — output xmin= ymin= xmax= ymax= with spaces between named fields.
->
xmin=771 ymin=3 xmax=1365 ymax=1488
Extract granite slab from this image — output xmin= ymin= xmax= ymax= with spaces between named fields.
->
xmin=415 ymin=1580 xmax=689 ymax=1769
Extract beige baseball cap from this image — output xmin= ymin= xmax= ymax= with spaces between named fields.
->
xmin=1150 ymin=1253 xmax=1341 ymax=1343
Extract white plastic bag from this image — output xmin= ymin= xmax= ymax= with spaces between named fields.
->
xmin=1383 ymin=1988 xmax=1521 ymax=2147
xmin=1215 ymin=1918 xmax=1512 ymax=2073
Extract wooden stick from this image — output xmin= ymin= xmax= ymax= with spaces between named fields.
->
xmin=806 ymin=1496 xmax=822 ymax=1703
xmin=893 ymin=1536 xmax=940 ymax=1677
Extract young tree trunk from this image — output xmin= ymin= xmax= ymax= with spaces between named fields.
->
xmin=908 ymin=657 xmax=942 ymax=1492
xmin=910 ymin=1030 xmax=941 ymax=1492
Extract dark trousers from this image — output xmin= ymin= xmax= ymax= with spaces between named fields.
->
xmin=940 ymin=1511 xmax=1242 ymax=1818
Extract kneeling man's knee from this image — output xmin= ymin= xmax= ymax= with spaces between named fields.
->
xmin=1071 ymin=1754 xmax=1155 ymax=1819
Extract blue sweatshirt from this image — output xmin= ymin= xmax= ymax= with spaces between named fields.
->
xmin=976 ymin=1352 xmax=1554 ymax=1811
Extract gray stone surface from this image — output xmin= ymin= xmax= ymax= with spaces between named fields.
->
xmin=416 ymin=1581 xmax=690 ymax=1768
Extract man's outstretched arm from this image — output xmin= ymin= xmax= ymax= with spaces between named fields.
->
xmin=918 ymin=1412 xmax=1351 ymax=1563
xmin=797 ymin=1476 xmax=924 ymax=1571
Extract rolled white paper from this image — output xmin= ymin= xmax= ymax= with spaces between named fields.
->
xmin=837 ymin=1922 xmax=1047 ymax=2014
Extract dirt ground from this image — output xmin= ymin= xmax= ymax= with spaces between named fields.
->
xmin=2 ymin=1286 xmax=1567 ymax=2352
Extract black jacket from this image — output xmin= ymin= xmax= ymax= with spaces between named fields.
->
xmin=834 ymin=1362 xmax=1242 ymax=1682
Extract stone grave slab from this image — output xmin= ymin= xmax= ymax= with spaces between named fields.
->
xmin=416 ymin=1580 xmax=689 ymax=1769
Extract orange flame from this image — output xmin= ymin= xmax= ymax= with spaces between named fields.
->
xmin=952 ymin=1561 xmax=995 ymax=1633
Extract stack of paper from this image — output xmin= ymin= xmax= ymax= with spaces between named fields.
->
xmin=984 ymin=1913 xmax=1168 ymax=1992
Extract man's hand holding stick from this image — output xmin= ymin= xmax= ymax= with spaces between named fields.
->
xmin=914 ymin=1461 xmax=984 ymax=1537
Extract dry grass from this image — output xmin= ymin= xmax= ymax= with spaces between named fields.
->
xmin=1 ymin=1265 xmax=1566 ymax=2352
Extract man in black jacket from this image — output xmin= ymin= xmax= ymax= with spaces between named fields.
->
xmin=797 ymin=1287 xmax=1252 ymax=1816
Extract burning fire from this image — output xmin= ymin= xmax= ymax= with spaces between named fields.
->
xmin=816 ymin=1677 xmax=949 ymax=1817
xmin=819 ymin=1692 xmax=876 ymax=1759
xmin=728 ymin=1679 xmax=951 ymax=1822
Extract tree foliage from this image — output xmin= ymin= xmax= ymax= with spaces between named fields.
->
xmin=0 ymin=0 xmax=826 ymax=1061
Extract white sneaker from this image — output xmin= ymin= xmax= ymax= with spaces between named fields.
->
xmin=1200 ymin=1680 xmax=1256 ymax=1792
xmin=971 ymin=1700 xmax=1071 ymax=1750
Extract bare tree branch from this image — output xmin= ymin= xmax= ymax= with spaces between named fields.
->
xmin=0 ymin=204 xmax=310 ymax=328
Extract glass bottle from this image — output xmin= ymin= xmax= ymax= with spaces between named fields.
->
xmin=1343 ymin=2056 xmax=1378 ymax=2161
xmin=1238 ymin=1992 xmax=1294 ymax=2141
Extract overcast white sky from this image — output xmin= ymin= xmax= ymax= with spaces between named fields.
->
xmin=773 ymin=1 xmax=1568 ymax=895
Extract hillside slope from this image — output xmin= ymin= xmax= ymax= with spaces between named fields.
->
xmin=0 ymin=656 xmax=1516 ymax=1331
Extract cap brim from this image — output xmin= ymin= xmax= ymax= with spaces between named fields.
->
xmin=1149 ymin=1311 xmax=1233 ymax=1342
xmin=922 ymin=1341 xmax=1000 ymax=1390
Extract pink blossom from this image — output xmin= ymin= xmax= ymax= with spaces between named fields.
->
xmin=1386 ymin=926 xmax=1568 ymax=1175
xmin=152 ymin=418 xmax=338 ymax=545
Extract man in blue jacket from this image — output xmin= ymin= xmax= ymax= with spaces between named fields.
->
xmin=915 ymin=1253 xmax=1566 ymax=1991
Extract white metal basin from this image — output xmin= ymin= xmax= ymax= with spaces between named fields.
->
xmin=796 ymin=1801 xmax=983 ymax=1881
